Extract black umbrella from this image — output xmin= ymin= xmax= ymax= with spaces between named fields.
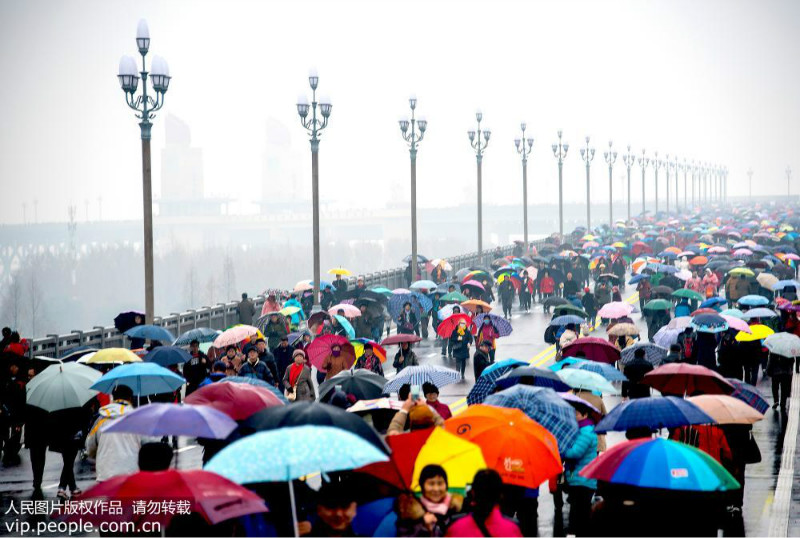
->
xmin=317 ymin=369 xmax=388 ymax=403
xmin=114 ymin=311 xmax=144 ymax=333
xmin=494 ymin=366 xmax=572 ymax=392
xmin=307 ymin=311 xmax=331 ymax=329
xmin=403 ymin=254 xmax=429 ymax=263
xmin=358 ymin=290 xmax=389 ymax=304
xmin=543 ymin=296 xmax=569 ymax=308
xmin=652 ymin=285 xmax=675 ymax=296
xmin=239 ymin=401 xmax=389 ymax=454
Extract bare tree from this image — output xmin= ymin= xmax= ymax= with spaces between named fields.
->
xmin=184 ymin=263 xmax=197 ymax=307
xmin=205 ymin=275 xmax=216 ymax=306
xmin=26 ymin=263 xmax=44 ymax=336
xmin=222 ymin=255 xmax=236 ymax=302
xmin=1 ymin=272 xmax=23 ymax=330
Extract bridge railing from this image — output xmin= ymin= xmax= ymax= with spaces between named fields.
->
xmin=29 ymin=241 xmax=547 ymax=358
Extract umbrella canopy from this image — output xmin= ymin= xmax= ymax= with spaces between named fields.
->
xmin=653 ymin=326 xmax=683 ymax=348
xmin=185 ymin=382 xmax=284 ymax=420
xmin=690 ymin=313 xmax=729 ymax=334
xmin=351 ymin=338 xmax=387 ymax=363
xmin=331 ymin=315 xmax=356 ymax=339
xmin=550 ymin=315 xmax=586 ymax=327
xmin=436 ymin=313 xmax=475 ymax=338
xmin=642 ymin=363 xmax=734 ymax=396
xmin=84 ymin=347 xmax=142 ymax=364
xmin=206 ymin=425 xmax=389 ymax=483
xmin=772 ymin=279 xmax=800 ymax=290
xmin=25 ymin=362 xmax=101 ymax=412
xmin=699 ymin=297 xmax=727 ymax=309
xmin=473 ymin=313 xmax=513 ymax=337
xmin=467 ymin=359 xmax=528 ymax=405
xmin=460 ymin=299 xmax=493 ymax=314
xmin=328 ymin=267 xmax=352 ymax=276
xmin=741 ymin=307 xmax=778 ymax=320
xmin=485 ymin=385 xmax=579 ymax=450
xmin=329 ymin=304 xmax=361 ymax=317
xmin=104 ymin=402 xmax=237 ymax=439
xmin=756 ymin=272 xmax=780 ymax=290
xmin=737 ymin=295 xmax=770 ymax=307
xmin=561 ymin=337 xmax=621 ymax=364
xmin=672 ymin=289 xmax=704 ymax=301
xmin=764 ymin=332 xmax=800 ymax=357
xmin=607 ymin=323 xmax=639 ymax=337
xmin=643 ymin=299 xmax=672 ymax=311
xmin=552 ymin=304 xmax=590 ymax=318
xmin=667 ymin=316 xmax=693 ymax=329
xmin=735 ymin=324 xmax=774 ymax=342
xmin=556 ymin=368 xmax=620 ymax=395
xmin=721 ymin=315 xmax=751 ymax=334
xmin=726 ymin=378 xmax=770 ymax=414
xmin=318 ymin=369 xmax=388 ymax=402
xmin=598 ymin=302 xmax=635 ymax=319
xmin=567 ymin=361 xmax=628 ymax=382
xmin=218 ymin=376 xmax=290 ymax=404
xmin=410 ymin=280 xmax=438 ymax=292
xmin=114 ymin=311 xmax=145 ymax=333
xmin=306 ymin=335 xmax=355 ymax=371
xmin=403 ymin=254 xmax=430 ymax=263
xmin=90 ymin=362 xmax=185 ymax=396
xmin=213 ymin=325 xmax=261 ymax=348
xmin=380 ymin=333 xmax=423 ymax=346
xmin=173 ymin=328 xmax=221 ymax=346
xmin=444 ymin=405 xmax=562 ymax=488
xmin=494 ymin=367 xmax=572 ymax=392
xmin=143 ymin=346 xmax=192 ymax=367
xmin=383 ymin=365 xmax=462 ymax=393
xmin=388 ymin=292 xmax=432 ymax=318
xmin=125 ymin=324 xmax=175 ymax=343
xmin=594 ymin=396 xmax=714 ymax=434
xmin=686 ymin=395 xmax=764 ymax=425
xmin=73 ymin=470 xmax=267 ymax=526
xmin=439 ymin=291 xmax=468 ymax=303
xmin=620 ymin=343 xmax=669 ymax=366
xmin=579 ymin=438 xmax=740 ymax=491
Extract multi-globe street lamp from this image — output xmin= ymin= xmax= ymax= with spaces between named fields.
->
xmin=117 ymin=19 xmax=171 ymax=324
xmin=672 ymin=156 xmax=681 ymax=213
xmin=603 ymin=141 xmax=618 ymax=226
xmin=399 ymin=96 xmax=427 ymax=282
xmin=787 ymin=166 xmax=793 ymax=198
xmin=468 ymin=111 xmax=491 ymax=264
xmin=552 ymin=131 xmax=569 ymax=236
xmin=637 ymin=149 xmax=649 ymax=216
xmin=514 ymin=123 xmax=534 ymax=248
xmin=579 ymin=136 xmax=595 ymax=229
xmin=683 ymin=158 xmax=689 ymax=211
xmin=664 ymin=153 xmax=672 ymax=215
xmin=622 ymin=145 xmax=636 ymax=221
xmin=747 ymin=168 xmax=753 ymax=198
xmin=296 ymin=70 xmax=332 ymax=312
xmin=653 ymin=152 xmax=663 ymax=215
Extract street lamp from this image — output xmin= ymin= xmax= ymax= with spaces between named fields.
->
xmin=552 ymin=131 xmax=569 ymax=235
xmin=117 ymin=19 xmax=171 ymax=324
xmin=787 ymin=166 xmax=792 ymax=198
xmin=399 ymin=95 xmax=427 ymax=282
xmin=637 ymin=149 xmax=649 ymax=216
xmin=514 ymin=123 xmax=534 ymax=248
xmin=672 ymin=156 xmax=680 ymax=214
xmin=664 ymin=153 xmax=672 ymax=215
xmin=683 ymin=158 xmax=689 ymax=211
xmin=603 ymin=141 xmax=618 ymax=226
xmin=580 ymin=136 xmax=595 ymax=230
xmin=622 ymin=145 xmax=635 ymax=221
xmin=690 ymin=161 xmax=697 ymax=208
xmin=296 ymin=69 xmax=332 ymax=312
xmin=653 ymin=152 xmax=663 ymax=215
xmin=747 ymin=168 xmax=753 ymax=198
xmin=468 ymin=111 xmax=490 ymax=264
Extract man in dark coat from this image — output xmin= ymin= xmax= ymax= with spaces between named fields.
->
xmin=272 ymin=336 xmax=294 ymax=381
xmin=622 ymin=348 xmax=653 ymax=399
xmin=354 ymin=305 xmax=373 ymax=339
xmin=239 ymin=347 xmax=274 ymax=385
xmin=237 ymin=293 xmax=256 ymax=325
xmin=692 ymin=332 xmax=718 ymax=371
xmin=563 ymin=272 xmax=580 ymax=298
xmin=767 ymin=352 xmax=793 ymax=410
xmin=183 ymin=339 xmax=210 ymax=395
xmin=499 ymin=279 xmax=515 ymax=319
xmin=332 ymin=274 xmax=348 ymax=294
xmin=473 ymin=340 xmax=493 ymax=379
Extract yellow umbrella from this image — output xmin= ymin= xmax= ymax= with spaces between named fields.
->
xmin=279 ymin=306 xmax=301 ymax=317
xmin=728 ymin=267 xmax=755 ymax=277
xmin=612 ymin=242 xmax=627 ymax=248
xmin=327 ymin=268 xmax=352 ymax=276
xmin=410 ymin=427 xmax=487 ymax=491
xmin=84 ymin=348 xmax=142 ymax=364
xmin=735 ymin=324 xmax=774 ymax=342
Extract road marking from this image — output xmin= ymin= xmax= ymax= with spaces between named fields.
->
xmin=767 ymin=370 xmax=800 ymax=537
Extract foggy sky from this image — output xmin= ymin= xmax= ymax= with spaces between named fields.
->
xmin=1 ymin=0 xmax=798 ymax=225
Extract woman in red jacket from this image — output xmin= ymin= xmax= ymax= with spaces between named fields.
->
xmin=539 ymin=271 xmax=556 ymax=312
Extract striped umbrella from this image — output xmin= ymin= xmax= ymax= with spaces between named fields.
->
xmin=473 ymin=313 xmax=513 ymax=337
xmin=620 ymin=343 xmax=668 ymax=366
xmin=383 ymin=365 xmax=461 ymax=393
xmin=549 ymin=315 xmax=586 ymax=327
xmin=388 ymin=292 xmax=432 ymax=318
xmin=653 ymin=326 xmax=682 ymax=349
xmin=485 ymin=385 xmax=579 ymax=450
xmin=467 ymin=360 xmax=528 ymax=405
xmin=726 ymin=378 xmax=769 ymax=414
xmin=494 ymin=367 xmax=572 ymax=392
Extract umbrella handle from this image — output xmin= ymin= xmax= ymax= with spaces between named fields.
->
xmin=289 ymin=480 xmax=300 ymax=538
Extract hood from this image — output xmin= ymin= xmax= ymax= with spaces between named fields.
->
xmin=98 ymin=401 xmax=132 ymax=419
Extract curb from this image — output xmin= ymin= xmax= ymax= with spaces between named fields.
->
xmin=768 ymin=370 xmax=800 ymax=537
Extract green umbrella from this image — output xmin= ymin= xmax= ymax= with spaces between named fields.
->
xmin=671 ymin=289 xmax=704 ymax=302
xmin=440 ymin=291 xmax=468 ymax=303
xmin=26 ymin=362 xmax=101 ymax=412
xmin=643 ymin=299 xmax=673 ymax=311
xmin=369 ymin=287 xmax=394 ymax=297
xmin=553 ymin=304 xmax=590 ymax=318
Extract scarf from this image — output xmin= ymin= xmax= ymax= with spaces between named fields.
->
xmin=420 ymin=493 xmax=452 ymax=516
xmin=289 ymin=363 xmax=304 ymax=387
xmin=457 ymin=325 xmax=466 ymax=336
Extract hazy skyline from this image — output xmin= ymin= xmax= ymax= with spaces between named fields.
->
xmin=1 ymin=0 xmax=798 ymax=225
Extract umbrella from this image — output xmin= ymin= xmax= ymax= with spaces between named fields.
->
xmin=59 ymin=346 xmax=99 ymax=362
xmin=653 ymin=326 xmax=683 ymax=348
xmin=728 ymin=267 xmax=755 ymax=277
xmin=318 ymin=369 xmax=388 ymax=402
xmin=686 ymin=395 xmax=764 ymax=425
xmin=550 ymin=315 xmax=586 ymax=327
xmin=91 ymin=362 xmax=185 ymax=397
xmin=485 ymin=385 xmax=579 ymax=449
xmin=691 ymin=313 xmax=729 ymax=333
xmin=439 ymin=291 xmax=468 ymax=303
xmin=25 ymin=362 xmax=101 ymax=412
xmin=494 ymin=366 xmax=572 ymax=392
xmin=735 ymin=324 xmax=774 ymax=342
xmin=403 ymin=254 xmax=429 ymax=263
xmin=598 ymin=302 xmax=635 ymax=319
xmin=579 ymin=438 xmax=740 ymax=491
xmin=556 ymin=368 xmax=620 ymax=395
xmin=737 ymin=295 xmax=769 ymax=307
xmin=143 ymin=346 xmax=192 ymax=367
xmin=185 ymin=381 xmax=284 ymax=420
xmin=383 ymin=365 xmax=462 ymax=393
xmin=125 ymin=324 xmax=176 ymax=343
xmin=114 ymin=311 xmax=145 ymax=333
xmin=173 ymin=328 xmax=220 ymax=346
xmin=642 ymin=363 xmax=734 ymax=396
xmin=329 ymin=304 xmax=361 ymax=317
xmin=721 ymin=315 xmax=751 ymax=334
xmin=567 ymin=361 xmax=628 ymax=382
xmin=643 ymin=299 xmax=672 ymax=311
xmin=333 ymin=315 xmax=356 ymax=339
xmin=307 ymin=311 xmax=331 ymax=330
xmin=561 ymin=337 xmax=621 ymax=364
xmin=756 ymin=272 xmax=780 ymax=290
xmin=620 ymin=342 xmax=668 ymax=366
xmin=461 ymin=281 xmax=486 ymax=297
xmin=328 ymin=267 xmax=352 ymax=276
xmin=594 ymin=396 xmax=714 ymax=434
xmin=764 ymin=332 xmax=800 ymax=357
xmin=628 ymin=274 xmax=651 ymax=285
xmin=726 ymin=378 xmax=770 ymax=414
xmin=607 ymin=323 xmax=639 ymax=337
xmin=698 ymin=297 xmax=727 ymax=309
xmin=380 ymin=333 xmax=423 ymax=346
xmin=213 ymin=325 xmax=261 ymax=348
xmin=305 ymin=334 xmax=354 ymax=371
xmin=84 ymin=347 xmax=143 ymax=364
xmin=720 ymin=308 xmax=745 ymax=319
xmin=742 ymin=307 xmax=778 ymax=320
xmin=652 ymin=285 xmax=675 ymax=296
xmin=467 ymin=359 xmax=528 ymax=405
xmin=444 ymin=405 xmax=562 ymax=488
xmin=388 ymin=292 xmax=432 ymax=318
xmin=436 ymin=313 xmax=474 ymax=338
xmin=543 ymin=296 xmax=569 ymax=308
xmin=460 ymin=299 xmax=493 ymax=314
xmin=352 ymin=338 xmax=387 ymax=363
xmin=552 ymin=304 xmax=589 ymax=318
xmin=672 ymin=289 xmax=704 ymax=301
xmin=410 ymin=280 xmax=438 ymax=292
xmin=104 ymin=402 xmax=237 ymax=439
xmin=72 ymin=470 xmax=268 ymax=527
xmin=218 ymin=376 xmax=290 ymax=404
xmin=473 ymin=313 xmax=513 ymax=337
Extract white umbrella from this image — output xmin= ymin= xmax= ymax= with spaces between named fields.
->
xmin=26 ymin=362 xmax=101 ymax=412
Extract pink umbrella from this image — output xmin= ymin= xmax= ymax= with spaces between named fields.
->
xmin=392 ymin=288 xmax=411 ymax=294
xmin=328 ymin=304 xmax=362 ymax=317
xmin=708 ymin=246 xmax=727 ymax=254
xmin=306 ymin=334 xmax=354 ymax=371
xmin=583 ymin=241 xmax=600 ymax=249
xmin=733 ymin=248 xmax=753 ymax=257
xmin=667 ymin=316 xmax=693 ymax=329
xmin=598 ymin=301 xmax=634 ymax=319
xmin=785 ymin=253 xmax=800 ymax=261
xmin=213 ymin=325 xmax=260 ymax=348
xmin=462 ymin=279 xmax=486 ymax=291
xmin=722 ymin=315 xmax=751 ymax=334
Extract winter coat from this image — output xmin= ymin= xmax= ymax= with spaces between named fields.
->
xmin=387 ymin=407 xmax=445 ymax=435
xmin=354 ymin=315 xmax=373 ymax=339
xmin=539 ymin=277 xmax=556 ymax=294
xmin=282 ymin=365 xmax=315 ymax=401
xmin=396 ymin=492 xmax=464 ymax=537
xmin=559 ymin=329 xmax=578 ymax=349
xmin=398 ymin=311 xmax=419 ymax=335
xmin=237 ymin=298 xmax=256 ymax=325
xmin=473 ymin=350 xmax=492 ymax=379
xmin=692 ymin=333 xmax=718 ymax=371
xmin=563 ymin=423 xmax=598 ymax=489
xmin=622 ymin=358 xmax=654 ymax=399
xmin=717 ymin=337 xmax=742 ymax=379
xmin=767 ymin=353 xmax=794 ymax=377
xmin=183 ymin=353 xmax=210 ymax=386
xmin=393 ymin=348 xmax=419 ymax=372
xmin=445 ymin=507 xmax=522 ymax=538
xmin=637 ymin=280 xmax=652 ymax=300
xmin=322 ymin=353 xmax=349 ymax=380
xmin=499 ymin=281 xmax=515 ymax=304
xmin=86 ymin=401 xmax=145 ymax=481
xmin=355 ymin=354 xmax=385 ymax=376
xmin=563 ymin=279 xmax=580 ymax=297
xmin=265 ymin=320 xmax=288 ymax=350
xmin=272 ymin=345 xmax=294 ymax=381
xmin=449 ymin=330 xmax=473 ymax=360
xmin=239 ymin=359 xmax=275 ymax=384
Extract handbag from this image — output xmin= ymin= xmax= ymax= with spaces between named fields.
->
xmin=742 ymin=431 xmax=762 ymax=464
xmin=285 ymin=388 xmax=297 ymax=401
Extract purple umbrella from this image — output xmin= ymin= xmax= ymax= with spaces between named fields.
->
xmin=103 ymin=403 xmax=237 ymax=439
xmin=473 ymin=313 xmax=513 ymax=337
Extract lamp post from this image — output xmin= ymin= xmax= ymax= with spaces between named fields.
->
xmin=673 ymin=156 xmax=680 ymax=213
xmin=723 ymin=166 xmax=728 ymax=203
xmin=117 ymin=19 xmax=171 ymax=324
xmin=747 ymin=168 xmax=753 ymax=198
xmin=622 ymin=145 xmax=635 ymax=221
xmin=637 ymin=149 xmax=649 ymax=216
xmin=552 ymin=131 xmax=569 ymax=236
xmin=580 ymin=136 xmax=595 ymax=230
xmin=468 ymin=111 xmax=490 ymax=264
xmin=399 ymin=96 xmax=427 ymax=282
xmin=683 ymin=158 xmax=688 ymax=211
xmin=664 ymin=153 xmax=671 ymax=215
xmin=514 ymin=123 xmax=534 ymax=248
xmin=787 ymin=166 xmax=792 ymax=198
xmin=603 ymin=141 xmax=618 ymax=226
xmin=653 ymin=152 xmax=663 ymax=215
xmin=296 ymin=70 xmax=332 ymax=312
xmin=690 ymin=161 xmax=696 ymax=208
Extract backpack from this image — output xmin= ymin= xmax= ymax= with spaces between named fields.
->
xmin=682 ymin=334 xmax=695 ymax=360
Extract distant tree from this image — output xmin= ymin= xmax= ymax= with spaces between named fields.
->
xmin=1 ymin=272 xmax=23 ymax=330
xmin=184 ymin=262 xmax=197 ymax=307
xmin=222 ymin=254 xmax=236 ymax=302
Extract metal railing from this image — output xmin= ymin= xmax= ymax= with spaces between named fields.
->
xmin=29 ymin=241 xmax=547 ymax=358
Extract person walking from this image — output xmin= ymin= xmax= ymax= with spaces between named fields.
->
xmin=86 ymin=385 xmax=144 ymax=484
xmin=445 ymin=469 xmax=522 ymax=537
xmin=354 ymin=343 xmax=384 ymax=376
xmin=473 ymin=341 xmax=493 ymax=380
xmin=622 ymin=347 xmax=654 ymax=399
xmin=767 ymin=351 xmax=793 ymax=411
xmin=563 ymin=405 xmax=598 ymax=537
xmin=396 ymin=464 xmax=463 ymax=536
xmin=237 ymin=292 xmax=256 ymax=325
xmin=398 ymin=302 xmax=418 ymax=335
xmin=475 ymin=316 xmax=499 ymax=362
xmin=239 ymin=347 xmax=274 ymax=384
xmin=450 ymin=320 xmax=473 ymax=381
xmin=498 ymin=278 xmax=515 ymax=319
xmin=393 ymin=342 xmax=419 ymax=373
xmin=282 ymin=350 xmax=315 ymax=402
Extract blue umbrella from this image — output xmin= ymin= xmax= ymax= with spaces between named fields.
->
xmin=567 ymin=361 xmax=628 ymax=382
xmin=620 ymin=343 xmax=669 ymax=366
xmin=104 ymin=402 xmax=237 ymax=439
xmin=737 ymin=295 xmax=769 ymax=307
xmin=410 ymin=280 xmax=438 ymax=292
xmin=473 ymin=313 xmax=513 ymax=337
xmin=549 ymin=315 xmax=586 ymax=327
xmin=173 ymin=328 xmax=220 ymax=346
xmin=594 ymin=396 xmax=714 ymax=433
xmin=125 ymin=324 xmax=176 ymax=343
xmin=388 ymin=292 xmax=432 ymax=319
xmin=485 ymin=385 xmax=579 ymax=450
xmin=143 ymin=346 xmax=192 ymax=367
xmin=352 ymin=497 xmax=397 ymax=538
xmin=383 ymin=365 xmax=461 ymax=393
xmin=772 ymin=279 xmax=800 ymax=291
xmin=699 ymin=297 xmax=727 ymax=309
xmin=467 ymin=360 xmax=527 ymax=405
xmin=90 ymin=362 xmax=185 ymax=396
xmin=742 ymin=307 xmax=778 ymax=320
xmin=482 ymin=358 xmax=528 ymax=376
xmin=726 ymin=378 xmax=769 ymax=414
xmin=719 ymin=308 xmax=745 ymax=319
xmin=691 ymin=313 xmax=729 ymax=334
xmin=494 ymin=366 xmax=572 ymax=392
xmin=218 ymin=376 xmax=290 ymax=403
xmin=333 ymin=315 xmax=356 ymax=339
xmin=548 ymin=357 xmax=587 ymax=372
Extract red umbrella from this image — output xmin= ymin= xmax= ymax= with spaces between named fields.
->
xmin=642 ymin=363 xmax=734 ymax=396
xmin=690 ymin=308 xmax=719 ymax=316
xmin=561 ymin=337 xmax=621 ymax=364
xmin=306 ymin=334 xmax=354 ymax=371
xmin=436 ymin=313 xmax=475 ymax=338
xmin=462 ymin=279 xmax=486 ymax=291
xmin=70 ymin=470 xmax=267 ymax=526
xmin=185 ymin=382 xmax=284 ymax=421
xmin=307 ymin=311 xmax=331 ymax=332
xmin=381 ymin=333 xmax=423 ymax=346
